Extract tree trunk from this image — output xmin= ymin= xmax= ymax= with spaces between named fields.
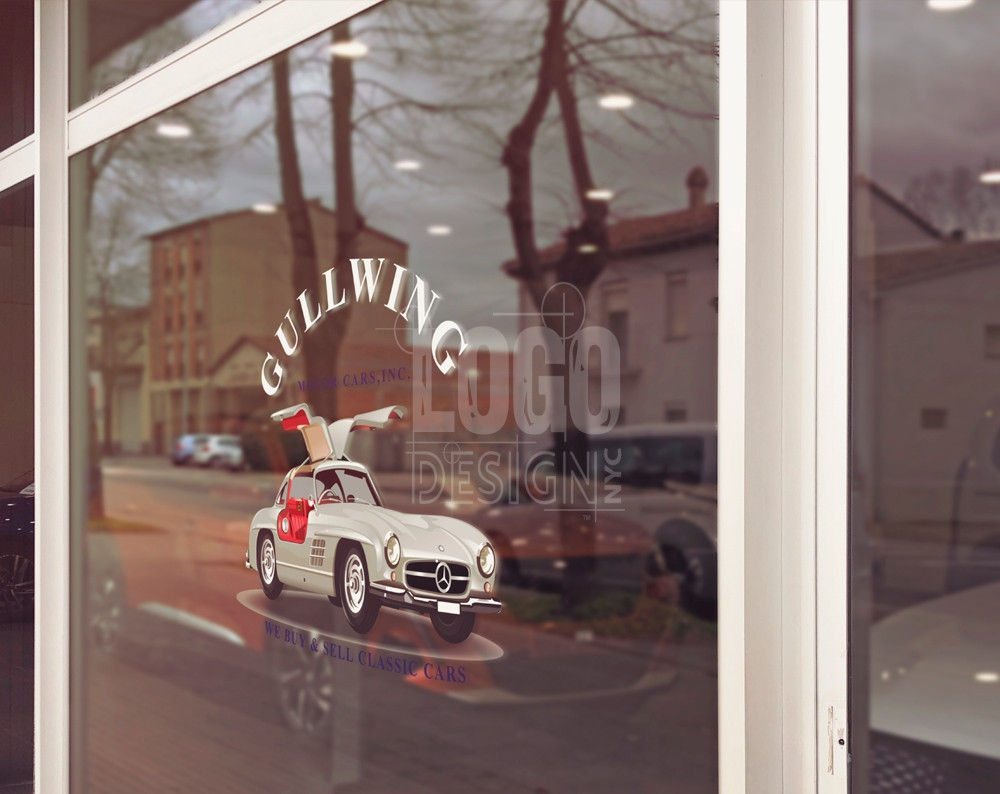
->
xmin=272 ymin=50 xmax=351 ymax=423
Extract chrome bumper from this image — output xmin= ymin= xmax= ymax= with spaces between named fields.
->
xmin=370 ymin=582 xmax=502 ymax=615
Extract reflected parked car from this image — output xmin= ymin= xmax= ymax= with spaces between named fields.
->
xmin=171 ymin=433 xmax=209 ymax=465
xmin=524 ymin=423 xmax=718 ymax=617
xmin=0 ymin=469 xmax=33 ymax=622
xmin=191 ymin=434 xmax=245 ymax=470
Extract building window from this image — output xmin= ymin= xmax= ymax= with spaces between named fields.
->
xmin=921 ymin=408 xmax=947 ymax=430
xmin=985 ymin=324 xmax=1000 ymax=358
xmin=665 ymin=404 xmax=688 ymax=423
xmin=666 ymin=273 xmax=688 ymax=339
xmin=165 ymin=315 xmax=172 ymax=332
xmin=605 ymin=287 xmax=629 ymax=366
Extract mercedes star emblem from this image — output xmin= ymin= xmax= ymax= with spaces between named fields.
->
xmin=435 ymin=561 xmax=452 ymax=593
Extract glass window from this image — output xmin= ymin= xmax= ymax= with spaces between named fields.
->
xmin=605 ymin=287 xmax=630 ymax=366
xmin=0 ymin=0 xmax=32 ymax=150
xmin=853 ymin=2 xmax=1000 ymax=791
xmin=666 ymin=272 xmax=689 ymax=339
xmin=69 ymin=0 xmax=260 ymax=109
xmin=70 ymin=2 xmax=720 ymax=790
xmin=0 ymin=179 xmax=34 ymax=789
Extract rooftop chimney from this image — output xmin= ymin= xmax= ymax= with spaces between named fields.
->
xmin=686 ymin=166 xmax=709 ymax=209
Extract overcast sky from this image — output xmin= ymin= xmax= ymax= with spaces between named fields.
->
xmin=856 ymin=0 xmax=1000 ymax=198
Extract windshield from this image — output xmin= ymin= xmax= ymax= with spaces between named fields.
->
xmin=315 ymin=468 xmax=380 ymax=506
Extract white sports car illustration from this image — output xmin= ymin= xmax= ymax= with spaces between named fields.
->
xmin=245 ymin=404 xmax=501 ymax=643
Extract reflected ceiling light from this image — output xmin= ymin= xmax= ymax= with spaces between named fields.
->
xmin=599 ymin=94 xmax=634 ymax=110
xmin=927 ymin=0 xmax=975 ymax=10
xmin=586 ymin=188 xmax=615 ymax=201
xmin=329 ymin=40 xmax=369 ymax=58
xmin=156 ymin=122 xmax=192 ymax=139
xmin=394 ymin=159 xmax=422 ymax=171
xmin=979 ymin=169 xmax=1000 ymax=185
xmin=252 ymin=202 xmax=278 ymax=214
xmin=427 ymin=225 xmax=452 ymax=236
xmin=578 ymin=243 xmax=598 ymax=253
xmin=974 ymin=671 xmax=999 ymax=683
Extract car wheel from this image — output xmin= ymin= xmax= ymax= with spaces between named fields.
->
xmin=0 ymin=551 xmax=33 ymax=622
xmin=430 ymin=610 xmax=475 ymax=643
xmin=258 ymin=532 xmax=283 ymax=600
xmin=267 ymin=630 xmax=335 ymax=736
xmin=662 ymin=544 xmax=715 ymax=621
xmin=338 ymin=543 xmax=379 ymax=634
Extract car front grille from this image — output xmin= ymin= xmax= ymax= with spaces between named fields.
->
xmin=404 ymin=560 xmax=470 ymax=596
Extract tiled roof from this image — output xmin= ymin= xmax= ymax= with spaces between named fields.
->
xmin=503 ymin=202 xmax=718 ymax=275
xmin=875 ymin=238 xmax=1000 ymax=289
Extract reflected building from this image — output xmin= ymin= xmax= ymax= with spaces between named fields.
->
xmin=87 ymin=303 xmax=150 ymax=455
xmin=146 ymin=202 xmax=408 ymax=453
xmin=504 ymin=168 xmax=719 ymax=428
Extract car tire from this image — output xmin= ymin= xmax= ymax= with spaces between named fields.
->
xmin=338 ymin=543 xmax=379 ymax=634
xmin=258 ymin=532 xmax=283 ymax=600
xmin=429 ymin=611 xmax=476 ymax=644
xmin=267 ymin=629 xmax=335 ymax=737
xmin=662 ymin=544 xmax=715 ymax=621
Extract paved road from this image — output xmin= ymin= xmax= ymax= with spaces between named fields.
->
xmin=78 ymin=457 xmax=720 ymax=793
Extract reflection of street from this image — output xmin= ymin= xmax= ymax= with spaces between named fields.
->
xmin=90 ymin=457 xmax=718 ymax=793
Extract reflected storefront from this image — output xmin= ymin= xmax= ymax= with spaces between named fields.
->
xmin=9 ymin=1 xmax=1000 ymax=793
xmin=67 ymin=1 xmax=721 ymax=792
xmin=852 ymin=1 xmax=1000 ymax=791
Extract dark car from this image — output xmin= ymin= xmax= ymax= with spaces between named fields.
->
xmin=0 ymin=469 xmax=34 ymax=622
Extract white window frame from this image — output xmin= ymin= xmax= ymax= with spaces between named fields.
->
xmin=0 ymin=0 xmax=851 ymax=791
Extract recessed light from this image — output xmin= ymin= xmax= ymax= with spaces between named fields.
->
xmin=252 ymin=203 xmax=278 ymax=214
xmin=586 ymin=188 xmax=614 ymax=201
xmin=427 ymin=225 xmax=452 ymax=236
xmin=979 ymin=169 xmax=1000 ymax=185
xmin=927 ymin=0 xmax=975 ymax=10
xmin=578 ymin=243 xmax=598 ymax=253
xmin=157 ymin=122 xmax=192 ymax=139
xmin=394 ymin=159 xmax=421 ymax=171
xmin=974 ymin=671 xmax=999 ymax=683
xmin=599 ymin=94 xmax=634 ymax=110
xmin=329 ymin=40 xmax=369 ymax=59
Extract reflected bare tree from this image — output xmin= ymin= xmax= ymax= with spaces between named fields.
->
xmin=905 ymin=163 xmax=1000 ymax=240
xmin=83 ymin=21 xmax=224 ymax=462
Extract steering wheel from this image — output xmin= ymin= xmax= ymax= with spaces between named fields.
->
xmin=318 ymin=487 xmax=343 ymax=504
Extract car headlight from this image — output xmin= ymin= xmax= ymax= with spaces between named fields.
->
xmin=281 ymin=517 xmax=289 ymax=533
xmin=477 ymin=543 xmax=496 ymax=578
xmin=385 ymin=534 xmax=401 ymax=568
